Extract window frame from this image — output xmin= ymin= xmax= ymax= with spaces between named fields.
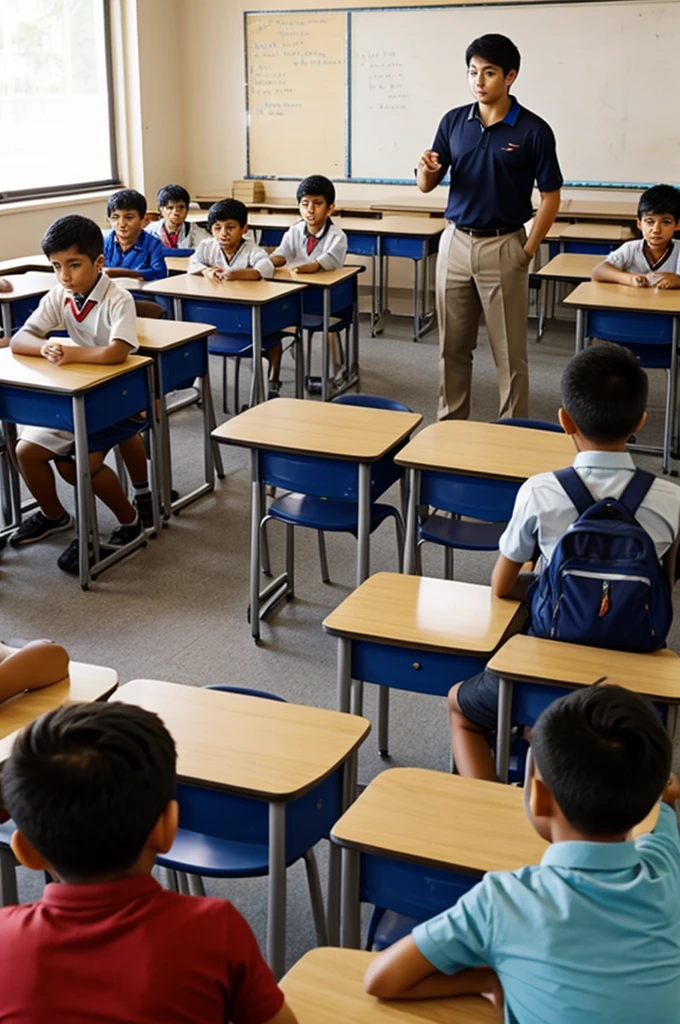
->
xmin=0 ymin=0 xmax=121 ymax=204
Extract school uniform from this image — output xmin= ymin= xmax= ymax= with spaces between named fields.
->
xmin=188 ymin=238 xmax=275 ymax=278
xmin=272 ymin=218 xmax=347 ymax=270
xmin=605 ymin=238 xmax=680 ymax=276
xmin=414 ymin=801 xmax=680 ymax=1024
xmin=103 ymin=228 xmax=167 ymax=281
xmin=145 ymin=219 xmax=209 ymax=249
xmin=18 ymin=275 xmax=139 ymax=456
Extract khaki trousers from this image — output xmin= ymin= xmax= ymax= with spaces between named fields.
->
xmin=436 ymin=223 xmax=530 ymax=420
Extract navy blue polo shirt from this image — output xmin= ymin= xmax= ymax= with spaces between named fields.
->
xmin=431 ymin=96 xmax=563 ymax=229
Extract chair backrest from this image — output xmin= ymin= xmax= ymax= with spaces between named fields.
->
xmin=586 ymin=309 xmax=673 ymax=347
xmin=332 ymin=394 xmax=412 ymax=413
xmin=134 ymin=300 xmax=166 ymax=320
xmin=496 ymin=417 xmax=563 ymax=433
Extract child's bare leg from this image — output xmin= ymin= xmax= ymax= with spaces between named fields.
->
xmin=118 ymin=434 xmax=148 ymax=484
xmin=57 ymin=454 xmax=136 ymax=524
xmin=267 ymin=341 xmax=282 ymax=382
xmin=16 ymin=440 xmax=66 ymax=520
xmin=329 ymin=332 xmax=342 ymax=375
xmin=448 ymin=682 xmax=497 ymax=781
xmin=0 ymin=641 xmax=69 ymax=697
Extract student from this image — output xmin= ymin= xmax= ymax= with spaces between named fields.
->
xmin=365 ymin=685 xmax=680 ymax=1024
xmin=448 ymin=344 xmax=680 ymax=780
xmin=593 ymin=184 xmax=680 ymax=289
xmin=9 ymin=214 xmax=150 ymax=573
xmin=0 ymin=701 xmax=298 ymax=1024
xmin=145 ymin=183 xmax=209 ymax=250
xmin=270 ymin=174 xmax=347 ymax=273
xmin=103 ymin=188 xmax=167 ymax=282
xmin=189 ymin=198 xmax=283 ymax=397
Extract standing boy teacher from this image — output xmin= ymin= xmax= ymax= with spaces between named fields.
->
xmin=417 ymin=34 xmax=563 ymax=420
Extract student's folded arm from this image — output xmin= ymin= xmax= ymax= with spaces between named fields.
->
xmin=59 ymin=339 xmax=133 ymax=365
xmin=491 ymin=554 xmax=529 ymax=599
xmin=663 ymin=529 xmax=680 ymax=587
xmin=591 ymin=261 xmax=638 ymax=286
xmin=10 ymin=326 xmax=47 ymax=356
xmin=317 ymin=237 xmax=347 ymax=271
xmin=363 ymin=936 xmax=442 ymax=999
xmin=293 ymin=261 xmax=321 ymax=274
xmin=270 ymin=254 xmax=287 ymax=267
xmin=229 ymin=268 xmax=261 ymax=280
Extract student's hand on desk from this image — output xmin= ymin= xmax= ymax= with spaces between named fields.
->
xmin=41 ymin=342 xmax=77 ymax=365
xmin=655 ymin=272 xmax=680 ymax=290
xmin=291 ymin=262 xmax=319 ymax=274
xmin=0 ymin=278 xmax=13 ymax=293
xmin=205 ymin=267 xmax=231 ymax=282
xmin=631 ymin=274 xmax=650 ymax=288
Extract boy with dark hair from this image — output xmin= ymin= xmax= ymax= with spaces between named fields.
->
xmin=0 ymin=701 xmax=297 ymax=1024
xmin=146 ymin=183 xmax=209 ymax=250
xmin=103 ymin=188 xmax=167 ymax=282
xmin=10 ymin=214 xmax=152 ymax=572
xmin=448 ymin=344 xmax=680 ymax=780
xmin=270 ymin=174 xmax=347 ymax=273
xmin=593 ymin=184 xmax=680 ymax=289
xmin=365 ymin=685 xmax=680 ymax=1023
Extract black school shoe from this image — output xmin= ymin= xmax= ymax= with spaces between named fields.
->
xmin=57 ymin=539 xmax=118 ymax=575
xmin=10 ymin=510 xmax=73 ymax=547
xmin=107 ymin=517 xmax=142 ymax=547
xmin=134 ymin=491 xmax=154 ymax=528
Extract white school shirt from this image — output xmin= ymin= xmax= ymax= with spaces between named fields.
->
xmin=188 ymin=238 xmax=274 ymax=278
xmin=22 ymin=274 xmax=139 ymax=351
xmin=605 ymin=239 xmax=680 ymax=275
xmin=272 ymin=218 xmax=347 ymax=270
xmin=145 ymin=219 xmax=209 ymax=249
xmin=499 ymin=450 xmax=680 ymax=564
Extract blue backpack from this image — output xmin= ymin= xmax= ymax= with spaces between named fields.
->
xmin=529 ymin=467 xmax=672 ymax=653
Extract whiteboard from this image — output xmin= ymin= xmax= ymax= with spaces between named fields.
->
xmin=350 ymin=1 xmax=680 ymax=186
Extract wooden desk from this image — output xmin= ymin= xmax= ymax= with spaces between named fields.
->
xmin=0 ymin=348 xmax=155 ymax=587
xmin=536 ymin=253 xmax=601 ymax=282
xmin=115 ymin=678 xmax=370 ymax=979
xmin=281 ymin=947 xmax=497 ymax=1024
xmin=556 ymin=222 xmax=635 ymax=245
xmin=0 ymin=271 xmax=55 ymax=337
xmin=557 ymin=197 xmax=640 ymax=224
xmin=323 ymin=572 xmax=523 ymax=754
xmin=164 ymin=255 xmax=190 ymax=275
xmin=273 ymin=266 xmax=361 ymax=400
xmin=331 ymin=767 xmax=546 ymax=946
xmin=0 ymin=254 xmax=52 ymax=275
xmin=143 ymin=274 xmax=306 ymax=407
xmin=213 ymin=399 xmax=422 ymax=640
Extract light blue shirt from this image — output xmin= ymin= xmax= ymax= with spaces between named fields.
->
xmin=413 ymin=803 xmax=680 ymax=1024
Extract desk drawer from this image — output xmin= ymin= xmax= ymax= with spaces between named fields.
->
xmin=159 ymin=341 xmax=208 ymax=393
xmin=351 ymin=640 xmax=487 ymax=695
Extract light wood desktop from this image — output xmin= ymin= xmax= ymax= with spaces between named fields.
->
xmin=564 ymin=280 xmax=680 ymax=318
xmin=164 ymin=255 xmax=190 ymax=274
xmin=281 ymin=947 xmax=498 ymax=1024
xmin=554 ymin=222 xmax=635 ymax=244
xmin=557 ymin=198 xmax=639 ymax=223
xmin=536 ymin=253 xmax=601 ymax=281
xmin=0 ymin=254 xmax=52 ymax=275
xmin=0 ymin=347 xmax=151 ymax=394
xmin=115 ymin=677 xmax=370 ymax=978
xmin=0 ymin=271 xmax=55 ymax=337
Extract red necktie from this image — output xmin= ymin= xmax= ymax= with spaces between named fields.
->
xmin=306 ymin=235 xmax=318 ymax=256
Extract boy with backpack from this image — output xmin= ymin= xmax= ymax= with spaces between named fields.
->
xmin=448 ymin=343 xmax=680 ymax=780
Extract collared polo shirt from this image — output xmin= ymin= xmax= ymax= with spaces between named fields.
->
xmin=145 ymin=218 xmax=209 ymax=250
xmin=272 ymin=218 xmax=347 ymax=270
xmin=103 ymin=228 xmax=168 ymax=281
xmin=499 ymin=449 xmax=680 ymax=564
xmin=605 ymin=238 xmax=680 ymax=276
xmin=23 ymin=274 xmax=138 ymax=351
xmin=188 ymin=237 xmax=274 ymax=278
xmin=431 ymin=96 xmax=563 ymax=228
xmin=414 ymin=802 xmax=680 ymax=1024
xmin=0 ymin=875 xmax=284 ymax=1023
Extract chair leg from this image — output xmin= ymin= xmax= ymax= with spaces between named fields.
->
xmin=443 ymin=546 xmax=454 ymax=580
xmin=662 ymin=367 xmax=672 ymax=474
xmin=161 ymin=867 xmax=179 ymax=891
xmin=285 ymin=522 xmax=295 ymax=598
xmin=317 ymin=531 xmax=331 ymax=583
xmin=303 ymin=849 xmax=328 ymax=946
xmin=222 ymin=357 xmax=229 ymax=415
xmin=394 ymin=513 xmax=404 ymax=570
xmin=0 ymin=848 xmax=18 ymax=907
xmin=415 ymin=539 xmax=424 ymax=576
xmin=259 ymin=512 xmax=273 ymax=577
xmin=234 ymin=357 xmax=242 ymax=412
xmin=378 ymin=687 xmax=390 ymax=758
xmin=176 ymin=871 xmax=191 ymax=895
xmin=188 ymin=873 xmax=206 ymax=896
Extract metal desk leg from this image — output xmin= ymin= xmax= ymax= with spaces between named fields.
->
xmin=250 ymin=449 xmax=262 ymax=641
xmin=666 ymin=704 xmax=678 ymax=740
xmin=156 ymin=352 xmax=173 ymax=519
xmin=203 ymin=374 xmax=225 ymax=479
xmin=0 ymin=304 xmax=11 ymax=341
xmin=337 ymin=636 xmax=352 ymax=713
xmin=250 ymin=307 xmax=264 ymax=408
xmin=327 ymin=840 xmax=341 ymax=946
xmin=172 ymin=298 xmax=182 ymax=321
xmin=72 ymin=395 xmax=93 ymax=590
xmin=146 ymin=382 xmax=162 ymax=535
xmin=412 ymin=257 xmax=421 ymax=342
xmin=267 ymin=801 xmax=287 ymax=980
xmin=340 ymin=846 xmax=361 ymax=948
xmin=377 ymin=688 xmax=389 ymax=757
xmin=321 ymin=287 xmax=331 ymax=403
xmin=495 ymin=676 xmax=513 ymax=783
xmin=575 ymin=308 xmax=585 ymax=354
xmin=356 ymin=462 xmax=371 ymax=586
xmin=403 ymin=467 xmax=420 ymax=575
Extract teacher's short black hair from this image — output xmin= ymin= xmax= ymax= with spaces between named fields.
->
xmin=561 ymin=342 xmax=648 ymax=444
xmin=638 ymin=184 xmax=680 ymax=221
xmin=465 ymin=34 xmax=521 ymax=76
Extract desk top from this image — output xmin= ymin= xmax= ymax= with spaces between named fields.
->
xmin=143 ymin=273 xmax=306 ymax=305
xmin=536 ymin=253 xmax=601 ymax=281
xmin=273 ymin=265 xmax=361 ymax=287
xmin=332 ymin=767 xmax=547 ymax=872
xmin=0 ymin=661 xmax=118 ymax=760
xmin=395 ymin=420 xmax=573 ymax=480
xmin=0 ymin=254 xmax=52 ymax=275
xmin=0 ymin=348 xmax=152 ymax=394
xmin=213 ymin=397 xmax=422 ymax=462
xmin=558 ymin=198 xmax=639 ymax=222
xmin=165 ymin=255 xmax=191 ymax=274
xmin=556 ymin=222 xmax=635 ymax=242
xmin=248 ymin=212 xmax=446 ymax=237
xmin=135 ymin=317 xmax=215 ymax=351
xmin=281 ymin=948 xmax=497 ymax=1024
xmin=323 ymin=572 xmax=522 ymax=653
xmin=115 ymin=679 xmax=370 ymax=800
xmin=564 ymin=280 xmax=680 ymax=315
xmin=488 ymin=634 xmax=680 ymax=701
xmin=0 ymin=271 xmax=55 ymax=301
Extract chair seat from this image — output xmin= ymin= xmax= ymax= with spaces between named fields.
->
xmin=268 ymin=492 xmax=398 ymax=533
xmin=209 ymin=332 xmax=283 ymax=358
xmin=420 ymin=513 xmax=507 ymax=551
xmin=157 ymin=827 xmax=302 ymax=878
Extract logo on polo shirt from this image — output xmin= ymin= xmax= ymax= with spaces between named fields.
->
xmin=501 ymin=142 xmax=522 ymax=153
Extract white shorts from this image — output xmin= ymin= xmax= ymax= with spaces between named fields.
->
xmin=18 ymin=426 xmax=74 ymax=457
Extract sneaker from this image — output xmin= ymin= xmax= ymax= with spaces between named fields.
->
xmin=268 ymin=380 xmax=281 ymax=400
xmin=10 ymin=510 xmax=72 ymax=547
xmin=57 ymin=538 xmax=90 ymax=575
xmin=107 ymin=517 xmax=142 ymax=547
xmin=134 ymin=491 xmax=153 ymax=527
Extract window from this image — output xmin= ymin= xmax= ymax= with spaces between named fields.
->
xmin=0 ymin=0 xmax=118 ymax=201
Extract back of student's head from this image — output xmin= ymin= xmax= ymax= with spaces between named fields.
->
xmin=296 ymin=175 xmax=335 ymax=206
xmin=107 ymin=188 xmax=147 ymax=219
xmin=41 ymin=215 xmax=103 ymax=261
xmin=561 ymin=343 xmax=648 ymax=444
xmin=1 ymin=702 xmax=176 ymax=881
xmin=531 ymin=685 xmax=671 ymax=836
xmin=465 ymin=34 xmax=521 ymax=75
xmin=157 ymin=183 xmax=191 ymax=208
xmin=207 ymin=198 xmax=247 ymax=230
xmin=638 ymin=184 xmax=680 ymax=221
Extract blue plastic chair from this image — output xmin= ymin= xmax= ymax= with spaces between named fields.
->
xmin=261 ymin=395 xmax=410 ymax=586
xmin=157 ymin=685 xmax=329 ymax=948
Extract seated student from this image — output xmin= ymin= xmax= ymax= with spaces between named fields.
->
xmin=145 ymin=183 xmax=209 ymax=251
xmin=593 ymin=184 xmax=680 ymax=289
xmin=0 ymin=701 xmax=298 ymax=1024
xmin=9 ymin=214 xmax=151 ymax=573
xmin=189 ymin=198 xmax=282 ymax=397
xmin=364 ymin=685 xmax=680 ymax=1023
xmin=103 ymin=188 xmax=167 ymax=282
xmin=270 ymin=174 xmax=347 ymax=274
xmin=448 ymin=344 xmax=680 ymax=780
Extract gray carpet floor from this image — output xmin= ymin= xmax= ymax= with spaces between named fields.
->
xmin=6 ymin=297 xmax=680 ymax=971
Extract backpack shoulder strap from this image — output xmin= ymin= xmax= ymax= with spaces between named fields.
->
xmin=619 ymin=468 xmax=656 ymax=515
xmin=554 ymin=467 xmax=595 ymax=515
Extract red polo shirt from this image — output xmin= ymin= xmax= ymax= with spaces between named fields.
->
xmin=0 ymin=875 xmax=284 ymax=1023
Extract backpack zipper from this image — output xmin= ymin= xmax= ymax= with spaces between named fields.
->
xmin=562 ymin=570 xmax=651 ymax=585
